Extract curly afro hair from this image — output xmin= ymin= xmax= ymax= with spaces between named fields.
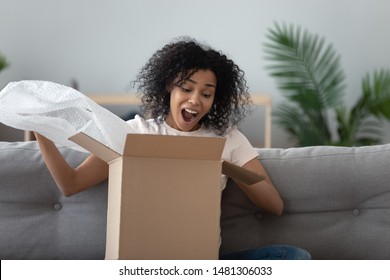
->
xmin=133 ymin=37 xmax=251 ymax=135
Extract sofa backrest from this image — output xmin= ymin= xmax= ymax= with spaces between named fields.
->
xmin=221 ymin=144 xmax=390 ymax=259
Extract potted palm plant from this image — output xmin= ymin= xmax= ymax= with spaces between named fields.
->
xmin=264 ymin=22 xmax=390 ymax=146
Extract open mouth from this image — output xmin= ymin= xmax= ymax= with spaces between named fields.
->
xmin=181 ymin=108 xmax=198 ymax=122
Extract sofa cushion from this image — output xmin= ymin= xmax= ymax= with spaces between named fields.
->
xmin=220 ymin=144 xmax=390 ymax=259
xmin=0 ymin=141 xmax=108 ymax=260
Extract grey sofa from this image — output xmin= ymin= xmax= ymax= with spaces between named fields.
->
xmin=1 ymin=140 xmax=389 ymax=260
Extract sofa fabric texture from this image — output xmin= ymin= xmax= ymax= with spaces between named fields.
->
xmin=1 ymin=141 xmax=389 ymax=259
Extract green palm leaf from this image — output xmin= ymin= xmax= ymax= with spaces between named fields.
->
xmin=363 ymin=69 xmax=390 ymax=119
xmin=274 ymin=103 xmax=332 ymax=146
xmin=264 ymin=22 xmax=346 ymax=145
xmin=264 ymin=23 xmax=346 ymax=109
xmin=335 ymin=106 xmax=381 ymax=146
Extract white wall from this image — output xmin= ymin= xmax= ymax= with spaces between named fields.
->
xmin=1 ymin=0 xmax=390 ymax=147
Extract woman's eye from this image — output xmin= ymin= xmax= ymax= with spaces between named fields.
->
xmin=203 ymin=93 xmax=212 ymax=98
xmin=181 ymin=87 xmax=191 ymax=92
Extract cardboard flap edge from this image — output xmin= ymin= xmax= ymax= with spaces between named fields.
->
xmin=69 ymin=132 xmax=121 ymax=163
xmin=123 ymin=134 xmax=226 ymax=160
xmin=222 ymin=161 xmax=265 ymax=185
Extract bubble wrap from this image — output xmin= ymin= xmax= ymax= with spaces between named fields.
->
xmin=0 ymin=80 xmax=132 ymax=153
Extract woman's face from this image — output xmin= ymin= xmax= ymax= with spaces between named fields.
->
xmin=166 ymin=69 xmax=216 ymax=132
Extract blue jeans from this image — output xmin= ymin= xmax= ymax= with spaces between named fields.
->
xmin=220 ymin=245 xmax=311 ymax=260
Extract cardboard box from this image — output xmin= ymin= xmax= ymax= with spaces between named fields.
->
xmin=70 ymin=132 xmax=263 ymax=260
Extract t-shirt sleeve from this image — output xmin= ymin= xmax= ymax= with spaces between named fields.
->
xmin=224 ymin=127 xmax=259 ymax=167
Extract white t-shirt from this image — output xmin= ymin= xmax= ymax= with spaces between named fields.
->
xmin=126 ymin=115 xmax=259 ymax=190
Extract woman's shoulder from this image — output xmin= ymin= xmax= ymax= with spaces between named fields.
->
xmin=223 ymin=125 xmax=246 ymax=139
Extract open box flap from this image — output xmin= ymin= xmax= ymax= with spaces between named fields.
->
xmin=69 ymin=132 xmax=121 ymax=163
xmin=222 ymin=161 xmax=265 ymax=185
xmin=123 ymin=134 xmax=226 ymax=160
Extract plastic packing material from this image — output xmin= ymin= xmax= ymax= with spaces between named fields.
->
xmin=0 ymin=80 xmax=133 ymax=153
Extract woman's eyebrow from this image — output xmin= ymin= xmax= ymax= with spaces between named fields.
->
xmin=187 ymin=78 xmax=216 ymax=88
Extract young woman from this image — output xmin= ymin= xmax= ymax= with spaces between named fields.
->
xmin=35 ymin=38 xmax=311 ymax=260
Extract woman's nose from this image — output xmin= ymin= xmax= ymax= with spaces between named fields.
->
xmin=188 ymin=93 xmax=201 ymax=105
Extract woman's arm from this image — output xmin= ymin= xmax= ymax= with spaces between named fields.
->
xmin=233 ymin=157 xmax=284 ymax=216
xmin=34 ymin=132 xmax=109 ymax=196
